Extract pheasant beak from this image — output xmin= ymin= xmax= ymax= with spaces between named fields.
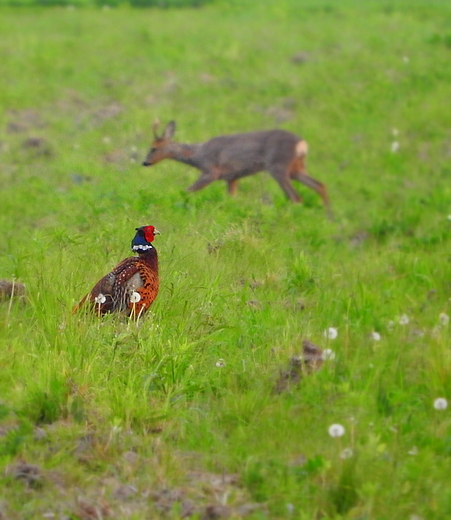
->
xmin=154 ymin=228 xmax=161 ymax=235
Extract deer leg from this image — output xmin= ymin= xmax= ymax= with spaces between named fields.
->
xmin=294 ymin=173 xmax=333 ymax=219
xmin=227 ymin=179 xmax=239 ymax=195
xmin=187 ymin=174 xmax=215 ymax=192
xmin=270 ymin=168 xmax=302 ymax=202
xmin=278 ymin=179 xmax=302 ymax=202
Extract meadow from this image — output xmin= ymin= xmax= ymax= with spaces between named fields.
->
xmin=1 ymin=0 xmax=451 ymax=517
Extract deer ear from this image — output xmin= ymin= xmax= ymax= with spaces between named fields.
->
xmin=152 ymin=119 xmax=161 ymax=139
xmin=164 ymin=121 xmax=176 ymax=139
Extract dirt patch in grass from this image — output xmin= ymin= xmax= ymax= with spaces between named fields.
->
xmin=274 ymin=339 xmax=324 ymax=393
xmin=0 ymin=280 xmax=26 ymax=300
xmin=6 ymin=461 xmax=43 ymax=488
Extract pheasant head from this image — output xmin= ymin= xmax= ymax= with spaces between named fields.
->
xmin=132 ymin=225 xmax=160 ymax=254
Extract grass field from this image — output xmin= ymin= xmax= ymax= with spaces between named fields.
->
xmin=1 ymin=0 xmax=451 ymax=517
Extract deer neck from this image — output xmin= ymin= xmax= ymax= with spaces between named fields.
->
xmin=170 ymin=143 xmax=202 ymax=167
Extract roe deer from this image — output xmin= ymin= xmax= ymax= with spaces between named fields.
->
xmin=142 ymin=120 xmax=332 ymax=217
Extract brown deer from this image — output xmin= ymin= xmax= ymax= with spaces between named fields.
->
xmin=142 ymin=121 xmax=332 ymax=217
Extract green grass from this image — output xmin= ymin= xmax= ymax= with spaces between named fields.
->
xmin=1 ymin=0 xmax=451 ymax=517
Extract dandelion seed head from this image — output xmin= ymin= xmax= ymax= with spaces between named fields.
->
xmin=399 ymin=314 xmax=409 ymax=325
xmin=439 ymin=313 xmax=449 ymax=326
xmin=321 ymin=348 xmax=336 ymax=361
xmin=215 ymin=359 xmax=226 ymax=368
xmin=328 ymin=423 xmax=345 ymax=438
xmin=324 ymin=327 xmax=338 ymax=340
xmin=340 ymin=447 xmax=353 ymax=459
xmin=130 ymin=291 xmax=141 ymax=303
xmin=391 ymin=141 xmax=400 ymax=153
xmin=370 ymin=331 xmax=381 ymax=341
xmin=434 ymin=398 xmax=448 ymax=410
xmin=94 ymin=293 xmax=106 ymax=304
xmin=432 ymin=325 xmax=442 ymax=338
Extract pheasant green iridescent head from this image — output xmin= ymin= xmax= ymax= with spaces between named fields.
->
xmin=132 ymin=225 xmax=160 ymax=253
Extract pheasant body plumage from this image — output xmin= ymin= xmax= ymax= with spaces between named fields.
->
xmin=73 ymin=225 xmax=160 ymax=318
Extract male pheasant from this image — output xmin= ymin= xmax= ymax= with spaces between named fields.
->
xmin=73 ymin=225 xmax=160 ymax=318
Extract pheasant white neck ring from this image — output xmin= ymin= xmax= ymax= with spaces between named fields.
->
xmin=132 ymin=244 xmax=153 ymax=253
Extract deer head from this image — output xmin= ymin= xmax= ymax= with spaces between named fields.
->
xmin=142 ymin=120 xmax=177 ymax=166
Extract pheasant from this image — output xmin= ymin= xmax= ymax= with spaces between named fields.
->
xmin=73 ymin=225 xmax=160 ymax=318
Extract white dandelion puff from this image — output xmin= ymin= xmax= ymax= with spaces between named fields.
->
xmin=321 ymin=348 xmax=336 ymax=361
xmin=433 ymin=398 xmax=448 ymax=410
xmin=130 ymin=291 xmax=141 ymax=303
xmin=102 ymin=136 xmax=111 ymax=144
xmin=391 ymin=141 xmax=400 ymax=153
xmin=328 ymin=424 xmax=345 ymax=438
xmin=111 ymin=424 xmax=122 ymax=434
xmin=447 ymin=215 xmax=451 ymax=221
xmin=399 ymin=314 xmax=409 ymax=325
xmin=432 ymin=325 xmax=442 ymax=338
xmin=94 ymin=293 xmax=107 ymax=304
xmin=215 ymin=359 xmax=226 ymax=368
xmin=324 ymin=327 xmax=338 ymax=340
xmin=340 ymin=447 xmax=353 ymax=459
xmin=370 ymin=331 xmax=381 ymax=341
xmin=439 ymin=313 xmax=449 ymax=326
